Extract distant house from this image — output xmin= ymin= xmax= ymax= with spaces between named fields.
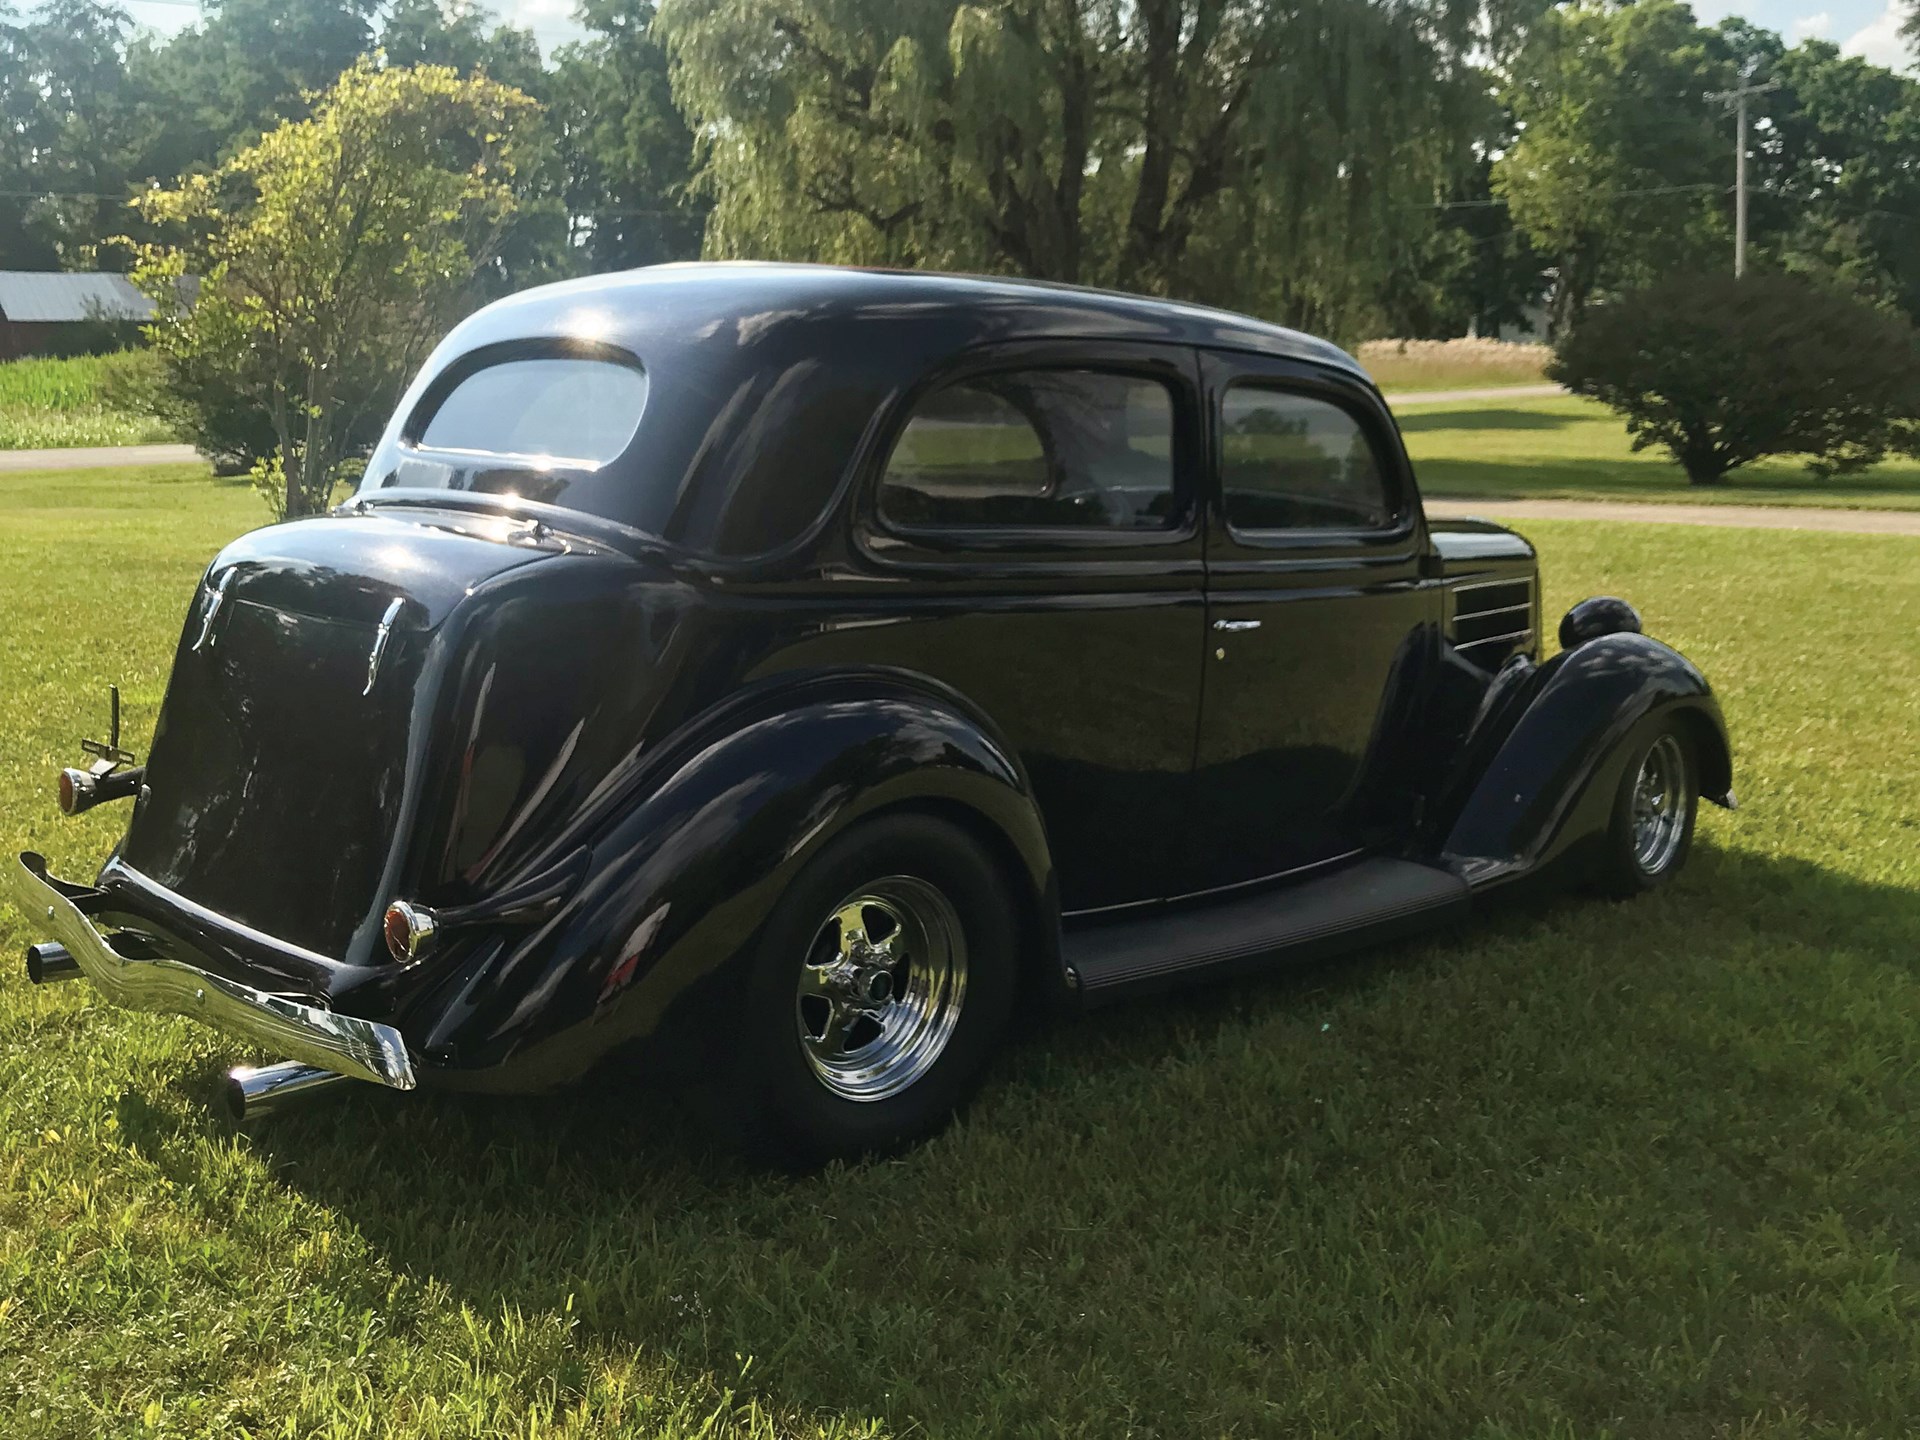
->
xmin=0 ymin=271 xmax=155 ymax=359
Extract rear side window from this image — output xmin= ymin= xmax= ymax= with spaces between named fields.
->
xmin=415 ymin=358 xmax=647 ymax=467
xmin=880 ymin=369 xmax=1176 ymax=531
xmin=1220 ymin=386 xmax=1394 ymax=531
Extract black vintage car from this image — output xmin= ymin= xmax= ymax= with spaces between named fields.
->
xmin=9 ymin=264 xmax=1733 ymax=1162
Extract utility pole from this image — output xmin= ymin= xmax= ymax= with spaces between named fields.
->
xmin=1706 ymin=67 xmax=1781 ymax=278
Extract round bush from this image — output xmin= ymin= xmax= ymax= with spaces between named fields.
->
xmin=1549 ymin=272 xmax=1920 ymax=485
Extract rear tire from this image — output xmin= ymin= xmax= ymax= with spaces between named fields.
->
xmin=726 ymin=813 xmax=1018 ymax=1168
xmin=1591 ymin=720 xmax=1698 ymax=899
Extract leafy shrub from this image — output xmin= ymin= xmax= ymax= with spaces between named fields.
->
xmin=97 ymin=337 xmax=277 ymax=475
xmin=1550 ymin=272 xmax=1920 ymax=485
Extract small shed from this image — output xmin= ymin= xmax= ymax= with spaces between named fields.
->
xmin=0 ymin=271 xmax=154 ymax=359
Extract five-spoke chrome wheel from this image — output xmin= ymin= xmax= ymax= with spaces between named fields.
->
xmin=795 ymin=876 xmax=968 ymax=1102
xmin=1629 ymin=732 xmax=1689 ymax=876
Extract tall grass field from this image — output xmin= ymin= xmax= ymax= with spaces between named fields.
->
xmin=2 ymin=464 xmax=1918 ymax=1436
xmin=1357 ymin=337 xmax=1551 ymax=392
xmin=0 ymin=353 xmax=175 ymax=448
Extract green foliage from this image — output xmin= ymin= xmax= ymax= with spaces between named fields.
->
xmin=1549 ymin=271 xmax=1920 ymax=484
xmin=656 ymin=0 xmax=1485 ymax=337
xmin=7 ymin=464 xmax=1920 ymax=1432
xmin=1754 ymin=42 xmax=1920 ymax=325
xmin=1495 ymin=0 xmax=1732 ymax=334
xmin=130 ymin=61 xmax=547 ymax=516
xmin=550 ymin=0 xmax=707 ymax=272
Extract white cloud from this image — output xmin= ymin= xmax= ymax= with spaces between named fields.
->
xmin=1791 ymin=10 xmax=1833 ymax=37
xmin=1841 ymin=0 xmax=1916 ymax=71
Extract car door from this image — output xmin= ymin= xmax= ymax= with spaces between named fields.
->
xmin=1182 ymin=350 xmax=1438 ymax=895
xmin=841 ymin=341 xmax=1208 ymax=914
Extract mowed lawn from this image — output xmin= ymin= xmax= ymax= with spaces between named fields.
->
xmin=1402 ymin=394 xmax=1920 ymax=510
xmin=3 ymin=464 xmax=1920 ymax=1438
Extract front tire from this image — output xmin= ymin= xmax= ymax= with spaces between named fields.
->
xmin=729 ymin=813 xmax=1018 ymax=1167
xmin=1592 ymin=721 xmax=1698 ymax=898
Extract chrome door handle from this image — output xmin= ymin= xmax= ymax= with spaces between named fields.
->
xmin=1212 ymin=618 xmax=1262 ymax=632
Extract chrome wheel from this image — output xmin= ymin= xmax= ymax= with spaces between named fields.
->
xmin=1629 ymin=733 xmax=1689 ymax=875
xmin=795 ymin=877 xmax=968 ymax=1103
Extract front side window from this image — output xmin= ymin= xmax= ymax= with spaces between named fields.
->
xmin=1220 ymin=386 xmax=1395 ymax=532
xmin=414 ymin=357 xmax=648 ymax=467
xmin=880 ymin=369 xmax=1177 ymax=532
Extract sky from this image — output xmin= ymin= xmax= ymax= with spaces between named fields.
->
xmin=54 ymin=0 xmax=1920 ymax=75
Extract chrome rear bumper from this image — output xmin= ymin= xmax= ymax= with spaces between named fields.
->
xmin=6 ymin=851 xmax=415 ymax=1091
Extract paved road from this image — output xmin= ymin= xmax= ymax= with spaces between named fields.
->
xmin=0 ymin=442 xmax=199 ymax=472
xmin=1382 ymin=382 xmax=1566 ymax=406
xmin=1425 ymin=496 xmax=1920 ymax=538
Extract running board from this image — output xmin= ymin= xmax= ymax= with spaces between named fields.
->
xmin=1065 ymin=857 xmax=1470 ymax=1001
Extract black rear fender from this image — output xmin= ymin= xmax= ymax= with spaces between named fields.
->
xmin=408 ymin=671 xmax=1053 ymax=1088
xmin=1439 ymin=632 xmax=1732 ymax=885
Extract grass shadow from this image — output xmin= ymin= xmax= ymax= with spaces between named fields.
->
xmin=235 ymin=838 xmax=1920 ymax=1433
xmin=1413 ymin=453 xmax=1920 ymax=508
xmin=1396 ymin=407 xmax=1576 ymax=434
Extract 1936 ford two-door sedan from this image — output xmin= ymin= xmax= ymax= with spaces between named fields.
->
xmin=9 ymin=264 xmax=1733 ymax=1163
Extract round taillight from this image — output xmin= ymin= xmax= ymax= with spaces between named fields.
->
xmin=57 ymin=769 xmax=78 ymax=815
xmin=383 ymin=900 xmax=438 ymax=964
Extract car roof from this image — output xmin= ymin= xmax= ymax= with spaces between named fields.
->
xmin=471 ymin=261 xmax=1370 ymax=383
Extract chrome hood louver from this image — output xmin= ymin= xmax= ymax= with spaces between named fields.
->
xmin=1446 ymin=575 xmax=1536 ymax=669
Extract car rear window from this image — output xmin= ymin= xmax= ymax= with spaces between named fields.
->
xmin=414 ymin=358 xmax=647 ymax=466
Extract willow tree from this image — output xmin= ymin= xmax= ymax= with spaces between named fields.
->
xmin=131 ymin=61 xmax=545 ymax=517
xmin=656 ymin=0 xmax=1483 ymax=335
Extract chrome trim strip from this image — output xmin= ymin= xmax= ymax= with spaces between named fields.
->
xmin=1456 ymin=628 xmax=1534 ymax=650
xmin=1454 ymin=599 xmax=1533 ymax=621
xmin=363 ymin=597 xmax=404 ymax=696
xmin=191 ymin=569 xmax=235 ymax=652
xmin=1449 ymin=574 xmax=1534 ymax=594
xmin=6 ymin=852 xmax=416 ymax=1091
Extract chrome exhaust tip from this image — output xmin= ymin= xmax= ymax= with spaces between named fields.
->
xmin=25 ymin=941 xmax=81 ymax=984
xmin=223 ymin=1061 xmax=352 ymax=1122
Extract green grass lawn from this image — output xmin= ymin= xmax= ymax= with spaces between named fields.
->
xmin=4 ymin=466 xmax=1920 ymax=1437
xmin=0 ymin=354 xmax=176 ymax=449
xmin=1401 ymin=394 xmax=1920 ymax=510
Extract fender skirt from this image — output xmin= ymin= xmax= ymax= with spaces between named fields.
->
xmin=1440 ymin=632 xmax=1733 ymax=886
xmin=401 ymin=672 xmax=1054 ymax=1089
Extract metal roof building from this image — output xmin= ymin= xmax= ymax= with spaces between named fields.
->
xmin=0 ymin=270 xmax=154 ymax=356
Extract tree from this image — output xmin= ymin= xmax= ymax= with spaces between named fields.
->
xmin=379 ymin=0 xmax=544 ymax=94
xmin=123 ymin=0 xmax=380 ymax=183
xmin=1754 ymin=41 xmax=1920 ymax=327
xmin=130 ymin=62 xmax=547 ymax=518
xmin=655 ymin=0 xmax=1485 ymax=337
xmin=550 ymin=0 xmax=706 ymax=273
xmin=1494 ymin=0 xmax=1731 ymax=335
xmin=1550 ymin=271 xmax=1920 ymax=484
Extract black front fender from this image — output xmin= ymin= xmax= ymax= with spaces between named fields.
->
xmin=1440 ymin=632 xmax=1732 ymax=884
xmin=404 ymin=670 xmax=1054 ymax=1088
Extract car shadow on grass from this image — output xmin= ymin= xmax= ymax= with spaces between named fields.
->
xmin=190 ymin=839 xmax=1920 ymax=1432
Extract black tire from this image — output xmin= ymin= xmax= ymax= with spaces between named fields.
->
xmin=1590 ymin=719 xmax=1699 ymax=899
xmin=725 ymin=812 xmax=1019 ymax=1168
